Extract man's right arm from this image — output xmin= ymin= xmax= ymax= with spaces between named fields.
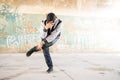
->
xmin=41 ymin=21 xmax=48 ymax=39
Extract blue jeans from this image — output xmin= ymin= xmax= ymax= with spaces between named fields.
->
xmin=42 ymin=37 xmax=59 ymax=68
xmin=42 ymin=47 xmax=53 ymax=68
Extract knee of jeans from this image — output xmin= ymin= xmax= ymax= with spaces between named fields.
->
xmin=42 ymin=42 xmax=53 ymax=49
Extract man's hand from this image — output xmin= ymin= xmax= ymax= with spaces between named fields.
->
xmin=37 ymin=41 xmax=45 ymax=51
xmin=45 ymin=21 xmax=54 ymax=30
xmin=37 ymin=44 xmax=42 ymax=51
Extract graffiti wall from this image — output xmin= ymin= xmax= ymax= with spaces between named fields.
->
xmin=1 ymin=0 xmax=120 ymax=53
xmin=0 ymin=4 xmax=42 ymax=52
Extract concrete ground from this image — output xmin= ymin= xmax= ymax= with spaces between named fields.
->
xmin=0 ymin=53 xmax=120 ymax=80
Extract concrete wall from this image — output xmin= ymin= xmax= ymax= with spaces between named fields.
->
xmin=0 ymin=0 xmax=120 ymax=53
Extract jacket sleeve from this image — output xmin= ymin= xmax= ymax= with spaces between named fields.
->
xmin=40 ymin=21 xmax=48 ymax=39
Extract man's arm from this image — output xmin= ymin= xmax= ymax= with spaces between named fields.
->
xmin=41 ymin=20 xmax=54 ymax=39
xmin=37 ymin=20 xmax=56 ymax=50
xmin=43 ymin=21 xmax=62 ymax=43
xmin=38 ymin=19 xmax=62 ymax=50
xmin=40 ymin=21 xmax=48 ymax=39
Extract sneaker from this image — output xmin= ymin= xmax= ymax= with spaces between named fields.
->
xmin=26 ymin=50 xmax=34 ymax=57
xmin=47 ymin=67 xmax=53 ymax=73
xmin=26 ymin=46 xmax=38 ymax=57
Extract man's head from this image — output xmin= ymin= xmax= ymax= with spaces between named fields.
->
xmin=46 ymin=13 xmax=57 ymax=23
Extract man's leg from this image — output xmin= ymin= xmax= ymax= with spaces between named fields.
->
xmin=43 ymin=47 xmax=53 ymax=73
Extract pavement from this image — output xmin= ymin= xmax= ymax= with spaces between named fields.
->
xmin=0 ymin=53 xmax=120 ymax=80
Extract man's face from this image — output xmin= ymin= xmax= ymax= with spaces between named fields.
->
xmin=47 ymin=21 xmax=55 ymax=26
xmin=47 ymin=21 xmax=55 ymax=27
xmin=46 ymin=21 xmax=55 ymax=29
